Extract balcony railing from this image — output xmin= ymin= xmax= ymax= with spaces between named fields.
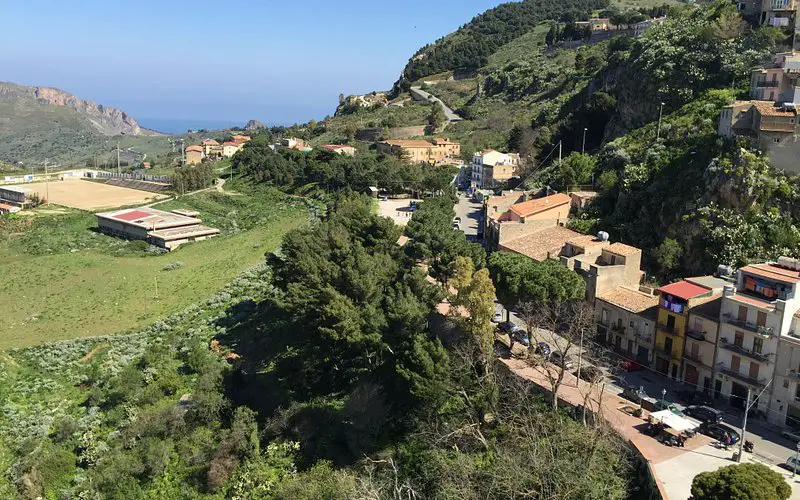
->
xmin=610 ymin=324 xmax=626 ymax=334
xmin=721 ymin=314 xmax=774 ymax=337
xmin=719 ymin=338 xmax=772 ymax=363
xmin=754 ymin=79 xmax=780 ymax=88
xmin=657 ymin=324 xmax=680 ymax=336
xmin=787 ymin=370 xmax=800 ymax=381
xmin=683 ymin=352 xmax=712 ymax=369
xmin=654 ymin=345 xmax=681 ymax=362
xmin=717 ymin=364 xmax=768 ymax=388
xmin=634 ymin=334 xmax=653 ymax=344
xmin=685 ymin=329 xmax=706 ymax=342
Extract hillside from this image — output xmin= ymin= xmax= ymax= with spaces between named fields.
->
xmin=0 ymin=82 xmax=171 ymax=167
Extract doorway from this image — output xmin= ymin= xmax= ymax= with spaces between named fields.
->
xmin=731 ymin=382 xmax=748 ymax=409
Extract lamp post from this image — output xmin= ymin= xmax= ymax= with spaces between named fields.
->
xmin=661 ymin=388 xmax=667 ymax=411
xmin=794 ymin=441 xmax=800 ymax=478
xmin=582 ymin=128 xmax=588 ymax=154
xmin=576 ymin=327 xmax=585 ymax=384
xmin=656 ymin=102 xmax=665 ymax=140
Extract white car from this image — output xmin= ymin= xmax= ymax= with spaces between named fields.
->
xmin=491 ymin=311 xmax=503 ymax=323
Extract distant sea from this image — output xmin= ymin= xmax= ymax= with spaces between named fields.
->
xmin=138 ymin=118 xmax=247 ymax=135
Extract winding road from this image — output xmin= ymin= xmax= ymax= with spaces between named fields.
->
xmin=410 ymin=86 xmax=463 ymax=122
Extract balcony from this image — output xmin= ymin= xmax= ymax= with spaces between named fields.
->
xmin=634 ymin=334 xmax=653 ymax=344
xmin=683 ymin=352 xmax=712 ymax=369
xmin=657 ymin=324 xmax=680 ymax=337
xmin=719 ymin=338 xmax=772 ymax=363
xmin=787 ymin=370 xmax=800 ymax=381
xmin=754 ymin=79 xmax=780 ymax=88
xmin=610 ymin=324 xmax=626 ymax=335
xmin=654 ymin=345 xmax=681 ymax=362
xmin=685 ymin=328 xmax=707 ymax=342
xmin=717 ymin=364 xmax=768 ymax=389
xmin=721 ymin=314 xmax=774 ymax=337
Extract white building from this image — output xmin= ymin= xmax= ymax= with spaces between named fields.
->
xmin=715 ymin=259 xmax=800 ymax=427
xmin=470 ymin=150 xmax=520 ymax=189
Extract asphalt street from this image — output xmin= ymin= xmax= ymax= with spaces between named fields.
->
xmin=454 ymin=191 xmax=482 ymax=239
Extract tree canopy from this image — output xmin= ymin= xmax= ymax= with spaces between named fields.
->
xmin=691 ymin=463 xmax=791 ymax=500
xmin=488 ymin=252 xmax=586 ymax=306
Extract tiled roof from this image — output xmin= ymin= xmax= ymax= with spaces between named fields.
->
xmin=730 ymin=293 xmax=776 ymax=311
xmin=185 ymin=145 xmax=203 ymax=152
xmin=499 ymin=225 xmax=582 ymax=261
xmin=321 ymin=144 xmax=351 ymax=150
xmin=0 ymin=203 xmax=14 ymax=210
xmin=658 ymin=281 xmax=711 ymax=300
xmin=508 ymin=193 xmax=571 ymax=218
xmin=740 ymin=263 xmax=800 ymax=283
xmin=606 ymin=242 xmax=641 ymax=256
xmin=597 ymin=286 xmax=659 ymax=315
xmin=433 ymin=138 xmax=458 ymax=145
xmin=223 ymin=141 xmax=238 ymax=146
xmin=566 ymin=234 xmax=607 ymax=249
xmin=752 ymin=100 xmax=795 ymax=117
xmin=202 ymin=139 xmax=220 ymax=145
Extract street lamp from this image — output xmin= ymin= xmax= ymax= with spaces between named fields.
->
xmin=794 ymin=441 xmax=800 ymax=478
xmin=661 ymin=388 xmax=667 ymax=411
xmin=656 ymin=102 xmax=665 ymax=140
xmin=582 ymin=128 xmax=588 ymax=154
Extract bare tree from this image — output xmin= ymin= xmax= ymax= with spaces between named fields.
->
xmin=517 ymin=300 xmax=596 ymax=413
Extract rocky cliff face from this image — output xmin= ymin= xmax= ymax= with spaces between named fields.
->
xmin=244 ymin=119 xmax=265 ymax=131
xmin=0 ymin=82 xmax=156 ymax=136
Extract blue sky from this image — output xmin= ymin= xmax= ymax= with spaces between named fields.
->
xmin=1 ymin=0 xmax=503 ymax=126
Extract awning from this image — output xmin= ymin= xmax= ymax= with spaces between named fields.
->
xmin=650 ymin=410 xmax=699 ymax=432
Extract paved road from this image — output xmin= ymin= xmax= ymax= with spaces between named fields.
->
xmin=453 ymin=192 xmax=482 ymax=239
xmin=410 ymin=86 xmax=463 ymax=122
xmin=497 ymin=303 xmax=799 ymax=467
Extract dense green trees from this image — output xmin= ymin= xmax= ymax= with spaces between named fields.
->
xmin=488 ymin=252 xmax=586 ymax=306
xmin=691 ymin=463 xmax=791 ymax=500
xmin=171 ymin=162 xmax=215 ymax=194
xmin=396 ymin=0 xmax=609 ymax=87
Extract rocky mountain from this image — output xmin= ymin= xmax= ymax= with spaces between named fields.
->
xmin=244 ymin=119 xmax=265 ymax=131
xmin=0 ymin=82 xmax=155 ymax=136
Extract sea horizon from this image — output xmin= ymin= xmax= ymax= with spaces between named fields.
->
xmin=138 ymin=117 xmax=253 ymax=135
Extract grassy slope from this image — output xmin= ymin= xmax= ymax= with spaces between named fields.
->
xmin=0 ymin=183 xmax=307 ymax=349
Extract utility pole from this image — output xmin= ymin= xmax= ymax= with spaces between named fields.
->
xmin=582 ymin=128 xmax=588 ymax=154
xmin=738 ymin=379 xmax=773 ymax=462
xmin=44 ymin=158 xmax=49 ymax=204
xmin=558 ymin=140 xmax=562 ymax=165
xmin=656 ymin=102 xmax=665 ymax=140
xmin=117 ymin=141 xmax=121 ymax=175
xmin=576 ymin=327 xmax=585 ymax=384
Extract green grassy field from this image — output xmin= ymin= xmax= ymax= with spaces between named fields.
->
xmin=0 ymin=182 xmax=309 ymax=349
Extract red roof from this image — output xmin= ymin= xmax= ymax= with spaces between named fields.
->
xmin=508 ymin=193 xmax=571 ymax=218
xmin=0 ymin=203 xmax=13 ymax=210
xmin=223 ymin=141 xmax=238 ymax=146
xmin=321 ymin=144 xmax=350 ymax=150
xmin=202 ymin=139 xmax=219 ymax=145
xmin=185 ymin=145 xmax=203 ymax=152
xmin=740 ymin=263 xmax=800 ymax=284
xmin=658 ymin=281 xmax=710 ymax=300
xmin=115 ymin=210 xmax=153 ymax=222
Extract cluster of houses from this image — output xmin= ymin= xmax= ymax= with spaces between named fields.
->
xmin=375 ymin=138 xmax=461 ymax=165
xmin=575 ymin=15 xmax=667 ymax=38
xmin=718 ymin=51 xmax=800 ymax=173
xmin=184 ymin=134 xmax=252 ymax=165
xmin=482 ymin=190 xmax=800 ymax=430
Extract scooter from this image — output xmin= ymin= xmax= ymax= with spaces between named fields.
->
xmin=743 ymin=440 xmax=754 ymax=453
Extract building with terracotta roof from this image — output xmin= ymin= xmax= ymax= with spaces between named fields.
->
xmin=376 ymin=138 xmax=460 ymax=165
xmin=499 ymin=225 xmax=584 ymax=261
xmin=470 ymin=150 xmax=520 ymax=188
xmin=485 ymin=192 xmax=571 ymax=249
xmin=715 ymin=257 xmax=800 ymax=427
xmin=654 ymin=278 xmax=722 ymax=382
xmin=683 ymin=295 xmax=723 ymax=395
xmin=185 ymin=145 xmax=204 ymax=165
xmin=222 ymin=142 xmax=241 ymax=158
xmin=320 ymin=144 xmax=357 ymax=156
xmin=561 ymin=236 xmax=644 ymax=303
xmin=201 ymin=139 xmax=221 ymax=157
xmin=231 ymin=134 xmax=251 ymax=144
xmin=95 ymin=207 xmax=220 ymax=250
xmin=596 ymin=285 xmax=659 ymax=366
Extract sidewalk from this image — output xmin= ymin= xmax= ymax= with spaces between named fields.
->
xmin=500 ymin=357 xmax=800 ymax=499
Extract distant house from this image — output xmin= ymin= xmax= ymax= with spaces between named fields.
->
xmin=470 ymin=150 xmax=520 ymax=188
xmin=222 ymin=142 xmax=241 ymax=158
xmin=0 ymin=186 xmax=32 ymax=208
xmin=320 ymin=144 xmax=357 ymax=156
xmin=185 ymin=145 xmax=204 ymax=165
xmin=231 ymin=134 xmax=251 ymax=145
xmin=279 ymin=137 xmax=313 ymax=152
xmin=96 ymin=207 xmax=220 ymax=250
xmin=376 ymin=138 xmax=461 ymax=165
xmin=142 ymin=161 xmax=151 ymax=169
xmin=201 ymin=139 xmax=220 ymax=157
xmin=589 ymin=18 xmax=614 ymax=31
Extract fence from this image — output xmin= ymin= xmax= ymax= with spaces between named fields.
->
xmin=91 ymin=171 xmax=171 ymax=184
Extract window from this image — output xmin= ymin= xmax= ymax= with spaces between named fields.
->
xmin=757 ymin=311 xmax=767 ymax=327
xmin=666 ymin=315 xmax=676 ymax=328
xmin=749 ymin=362 xmax=760 ymax=379
xmin=601 ymin=309 xmax=608 ymax=324
xmin=734 ymin=331 xmax=744 ymax=347
xmin=774 ymin=138 xmax=781 ymax=143
xmin=738 ymin=306 xmax=747 ymax=322
xmin=731 ymin=355 xmax=741 ymax=372
xmin=753 ymin=337 xmax=763 ymax=354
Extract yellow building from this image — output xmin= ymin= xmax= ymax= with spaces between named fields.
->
xmin=185 ymin=145 xmax=204 ymax=165
xmin=202 ymin=139 xmax=220 ymax=156
xmin=654 ymin=280 xmax=715 ymax=380
xmin=222 ymin=142 xmax=241 ymax=157
xmin=376 ymin=138 xmax=460 ymax=165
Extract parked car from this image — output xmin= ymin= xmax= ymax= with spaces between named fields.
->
xmin=379 ymin=195 xmax=388 ymax=201
xmin=620 ymin=386 xmax=649 ymax=405
xmin=454 ymin=216 xmax=462 ymax=223
xmin=453 ymin=221 xmax=461 ymax=230
xmin=497 ymin=321 xmax=518 ymax=334
xmin=684 ymin=405 xmax=723 ymax=424
xmin=699 ymin=423 xmax=740 ymax=445
xmin=782 ymin=455 xmax=800 ymax=472
xmin=781 ymin=430 xmax=800 ymax=443
xmin=620 ymin=360 xmax=645 ymax=372
xmin=535 ymin=342 xmax=551 ymax=356
xmin=676 ymin=390 xmax=714 ymax=407
xmin=549 ymin=351 xmax=574 ymax=370
xmin=511 ymin=328 xmax=530 ymax=346
xmin=491 ymin=311 xmax=504 ymax=323
xmin=576 ymin=366 xmax=603 ymax=383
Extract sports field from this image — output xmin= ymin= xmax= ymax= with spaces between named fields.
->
xmin=16 ymin=179 xmax=166 ymax=210
xmin=0 ymin=182 xmax=308 ymax=349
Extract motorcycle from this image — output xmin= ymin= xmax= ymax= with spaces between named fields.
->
xmin=743 ymin=440 xmax=754 ymax=453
